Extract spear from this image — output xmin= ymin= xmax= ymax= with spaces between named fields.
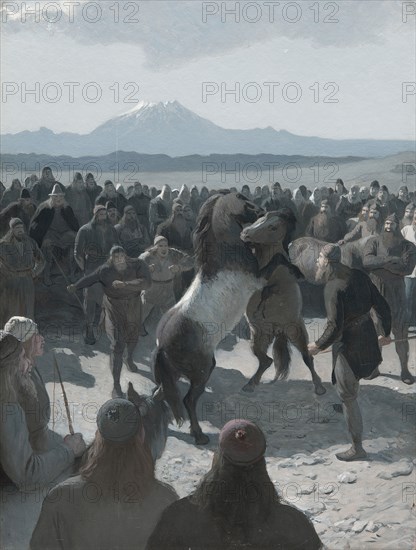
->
xmin=53 ymin=352 xmax=74 ymax=435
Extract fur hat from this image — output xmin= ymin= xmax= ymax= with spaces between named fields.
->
xmin=4 ymin=317 xmax=38 ymax=342
xmin=385 ymin=213 xmax=399 ymax=225
xmin=48 ymin=184 xmax=65 ymax=197
xmin=0 ymin=331 xmax=20 ymax=363
xmin=154 ymin=235 xmax=168 ymax=245
xmin=321 ymin=244 xmax=341 ymax=263
xmin=219 ymin=419 xmax=266 ymax=466
xmin=97 ymin=399 xmax=141 ymax=443
xmin=20 ymin=189 xmax=31 ymax=199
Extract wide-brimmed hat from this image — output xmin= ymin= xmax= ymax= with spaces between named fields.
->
xmin=48 ymin=184 xmax=65 ymax=197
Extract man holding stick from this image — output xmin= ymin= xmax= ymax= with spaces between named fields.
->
xmin=308 ymin=244 xmax=391 ymax=462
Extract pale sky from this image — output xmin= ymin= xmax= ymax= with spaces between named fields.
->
xmin=1 ymin=0 xmax=415 ymax=140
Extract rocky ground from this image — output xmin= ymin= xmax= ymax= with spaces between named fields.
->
xmin=1 ymin=276 xmax=415 ymax=549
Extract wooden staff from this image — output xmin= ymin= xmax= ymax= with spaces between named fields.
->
xmin=53 ymin=353 xmax=74 ymax=435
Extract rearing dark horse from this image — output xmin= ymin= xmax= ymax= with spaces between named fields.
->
xmin=153 ymin=192 xmax=265 ymax=444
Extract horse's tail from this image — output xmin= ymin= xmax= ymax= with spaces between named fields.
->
xmin=153 ymin=349 xmax=185 ymax=426
xmin=272 ymin=334 xmax=292 ymax=380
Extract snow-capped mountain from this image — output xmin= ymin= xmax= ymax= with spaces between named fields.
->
xmin=1 ymin=101 xmax=413 ymax=157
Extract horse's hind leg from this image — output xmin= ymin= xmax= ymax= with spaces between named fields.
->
xmin=183 ymin=358 xmax=214 ymax=445
xmin=242 ymin=324 xmax=274 ymax=393
xmin=288 ymin=322 xmax=326 ymax=395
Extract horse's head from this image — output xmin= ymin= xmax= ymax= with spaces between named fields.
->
xmin=215 ymin=192 xmax=263 ymax=228
xmin=240 ymin=211 xmax=287 ymax=245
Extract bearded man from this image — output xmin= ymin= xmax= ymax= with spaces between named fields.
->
xmin=30 ymin=398 xmax=178 ymax=550
xmin=375 ymin=185 xmax=395 ymax=222
xmin=0 ymin=188 xmax=37 ymax=237
xmin=306 ymin=200 xmax=345 ymax=243
xmin=139 ymin=236 xmax=194 ymax=332
xmin=149 ymin=185 xmax=172 ymax=237
xmin=147 ymin=419 xmax=322 ymax=549
xmin=0 ymin=219 xmax=45 ymax=326
xmin=0 ymin=332 xmax=85 ymax=490
xmin=339 ymin=203 xmax=382 ymax=244
xmin=65 ymin=172 xmax=92 ymax=226
xmin=68 ymin=246 xmax=151 ymax=397
xmin=308 ymin=245 xmax=391 ymax=461
xmin=177 ymin=184 xmax=191 ymax=205
xmin=128 ymin=181 xmax=151 ymax=230
xmin=115 ymin=205 xmax=151 ymax=257
xmin=335 ymin=185 xmax=362 ymax=221
xmin=400 ymin=202 xmax=415 ymax=228
xmin=402 ymin=210 xmax=416 ymax=326
xmin=30 ymin=167 xmax=65 ymax=205
xmin=156 ymin=201 xmax=193 ymax=253
xmin=390 ymin=185 xmax=410 ymax=220
xmin=84 ymin=173 xmax=102 ymax=205
xmin=106 ymin=200 xmax=120 ymax=226
xmin=74 ymin=205 xmax=119 ymax=344
xmin=262 ymin=181 xmax=282 ymax=212
xmin=363 ymin=214 xmax=416 ymax=384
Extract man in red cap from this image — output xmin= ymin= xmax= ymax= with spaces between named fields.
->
xmin=363 ymin=214 xmax=416 ymax=384
xmin=147 ymin=419 xmax=322 ymax=549
xmin=308 ymin=244 xmax=391 ymax=461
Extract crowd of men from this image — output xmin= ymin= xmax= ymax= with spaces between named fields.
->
xmin=0 ymin=168 xmax=415 ymax=548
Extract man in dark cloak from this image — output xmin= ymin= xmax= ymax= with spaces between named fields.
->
xmin=390 ymin=186 xmax=410 ymax=220
xmin=30 ymin=167 xmax=66 ymax=205
xmin=306 ymin=200 xmax=346 ymax=242
xmin=65 ymin=172 xmax=92 ymax=226
xmin=29 ymin=185 xmax=79 ymax=286
xmin=335 ymin=185 xmax=362 ymax=222
xmin=189 ymin=186 xmax=203 ymax=216
xmin=156 ymin=201 xmax=193 ymax=253
xmin=115 ymin=205 xmax=151 ymax=258
xmin=261 ymin=181 xmax=282 ymax=212
xmin=0 ymin=219 xmax=45 ymax=327
xmin=0 ymin=189 xmax=37 ymax=237
xmin=74 ymin=205 xmax=119 ymax=344
xmin=308 ymin=244 xmax=391 ymax=461
xmin=68 ymin=246 xmax=151 ymax=397
xmin=95 ymin=180 xmax=127 ymax=215
xmin=363 ymin=214 xmax=416 ymax=384
xmin=84 ymin=173 xmax=102 ymax=205
xmin=128 ymin=181 xmax=151 ymax=230
xmin=149 ymin=185 xmax=172 ymax=237
xmin=147 ymin=419 xmax=322 ymax=550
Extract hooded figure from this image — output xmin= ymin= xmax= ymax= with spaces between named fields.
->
xmin=95 ymin=181 xmax=127 ymax=215
xmin=149 ymin=185 xmax=172 ymax=237
xmin=306 ymin=200 xmax=345 ymax=243
xmin=115 ymin=205 xmax=151 ymax=257
xmin=65 ymin=172 xmax=92 ymax=226
xmin=128 ymin=181 xmax=151 ymax=230
xmin=30 ymin=167 xmax=66 ymax=204
xmin=335 ymin=185 xmax=363 ymax=221
xmin=84 ymin=173 xmax=103 ymax=205
xmin=177 ymin=184 xmax=191 ymax=205
xmin=0 ymin=179 xmax=23 ymax=209
xmin=156 ymin=201 xmax=193 ymax=253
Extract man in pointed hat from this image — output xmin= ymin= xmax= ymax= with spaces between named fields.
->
xmin=363 ymin=213 xmax=416 ymax=384
xmin=29 ymin=184 xmax=79 ymax=286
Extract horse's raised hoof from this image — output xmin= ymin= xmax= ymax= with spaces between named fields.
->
xmin=192 ymin=432 xmax=210 ymax=445
xmin=242 ymin=383 xmax=255 ymax=393
xmin=314 ymin=384 xmax=326 ymax=396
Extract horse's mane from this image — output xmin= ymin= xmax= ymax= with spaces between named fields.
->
xmin=193 ymin=192 xmax=226 ymax=270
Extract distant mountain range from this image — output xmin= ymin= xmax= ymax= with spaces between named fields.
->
xmin=1 ymin=101 xmax=413 ymax=157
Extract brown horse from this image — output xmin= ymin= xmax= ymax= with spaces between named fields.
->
xmin=240 ymin=212 xmax=326 ymax=395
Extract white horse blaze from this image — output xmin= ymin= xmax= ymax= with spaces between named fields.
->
xmin=178 ymin=270 xmax=264 ymax=349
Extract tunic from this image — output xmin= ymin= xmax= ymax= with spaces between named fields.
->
xmin=315 ymin=267 xmax=391 ymax=382
xmin=30 ymin=476 xmax=178 ymax=550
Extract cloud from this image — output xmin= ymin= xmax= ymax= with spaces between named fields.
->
xmin=1 ymin=0 xmax=412 ymax=69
